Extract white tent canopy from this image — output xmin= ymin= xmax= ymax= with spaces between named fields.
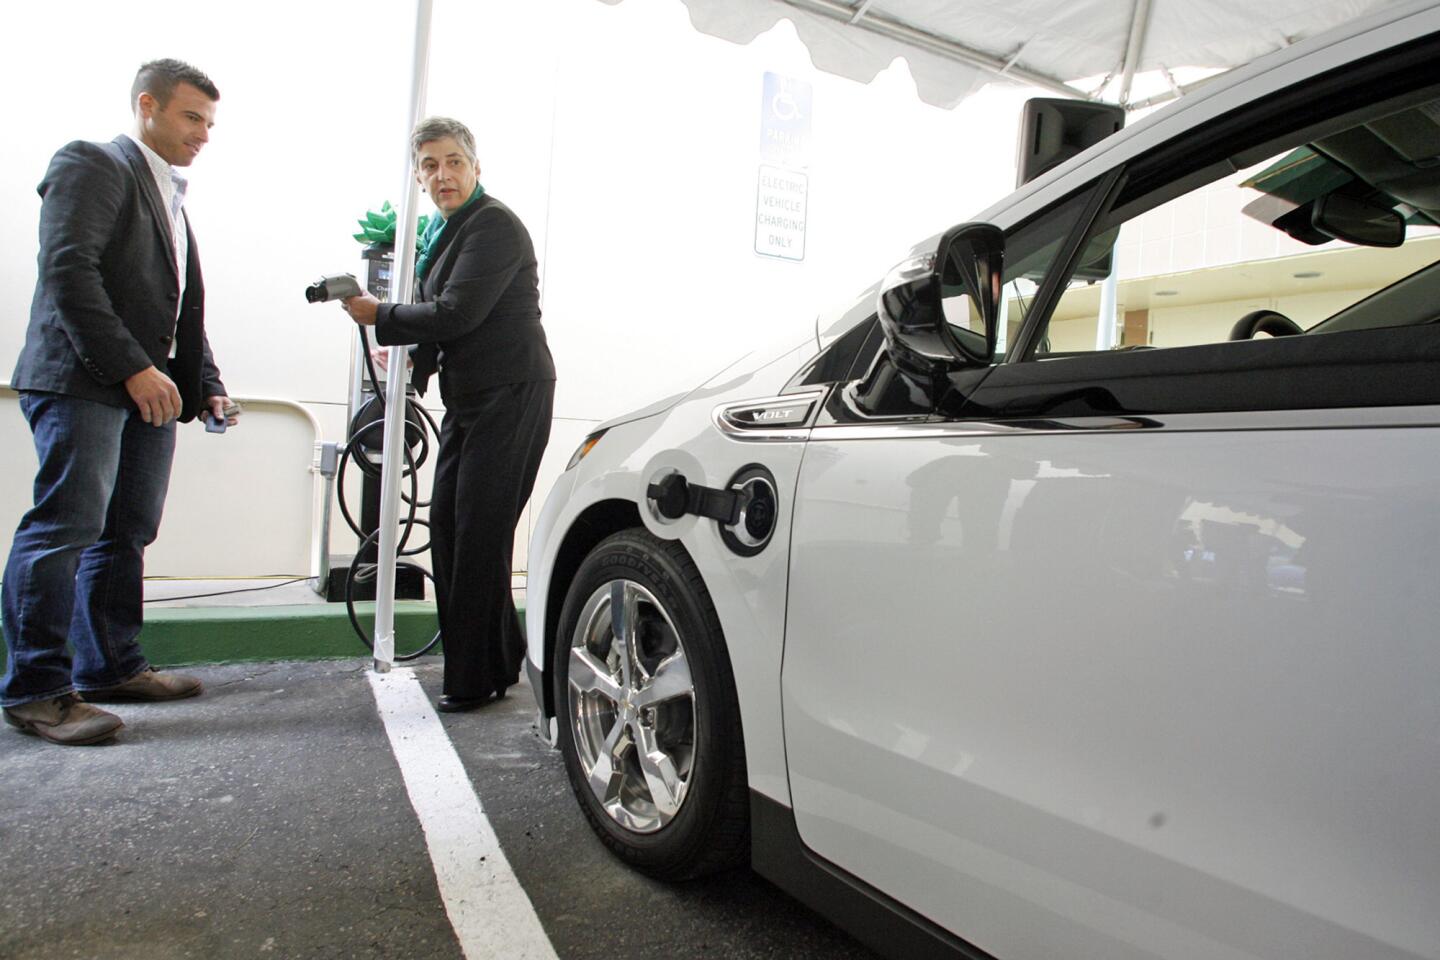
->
xmin=599 ymin=0 xmax=1410 ymax=108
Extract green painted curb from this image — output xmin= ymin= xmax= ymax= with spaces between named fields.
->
xmin=138 ymin=602 xmax=445 ymax=665
xmin=1 ymin=603 xmax=526 ymax=668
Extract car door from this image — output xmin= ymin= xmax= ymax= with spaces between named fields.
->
xmin=781 ymin=61 xmax=1440 ymax=960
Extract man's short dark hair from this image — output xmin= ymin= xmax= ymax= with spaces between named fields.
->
xmin=131 ymin=59 xmax=220 ymax=111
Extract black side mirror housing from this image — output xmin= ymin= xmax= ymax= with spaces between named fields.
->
xmin=937 ymin=224 xmax=1004 ymax=365
xmin=876 ymin=223 xmax=1004 ymax=408
xmin=1015 ymin=99 xmax=1125 ymax=187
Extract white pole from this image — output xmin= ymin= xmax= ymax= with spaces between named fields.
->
xmin=1118 ymin=0 xmax=1154 ymax=108
xmin=1096 ymin=260 xmax=1119 ymax=351
xmin=373 ymin=0 xmax=434 ymax=673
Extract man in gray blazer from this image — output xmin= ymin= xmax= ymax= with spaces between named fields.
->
xmin=2 ymin=60 xmax=238 ymax=746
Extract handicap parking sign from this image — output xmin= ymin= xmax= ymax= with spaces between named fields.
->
xmin=759 ymin=72 xmax=812 ymax=170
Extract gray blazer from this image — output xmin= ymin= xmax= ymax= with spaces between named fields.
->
xmin=11 ymin=136 xmax=224 ymax=421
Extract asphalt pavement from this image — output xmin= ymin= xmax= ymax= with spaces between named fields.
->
xmin=0 ymin=658 xmax=881 ymax=960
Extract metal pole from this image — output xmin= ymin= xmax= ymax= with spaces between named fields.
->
xmin=1096 ymin=261 xmax=1120 ymax=351
xmin=782 ymin=0 xmax=1084 ymax=100
xmin=1118 ymin=0 xmax=1154 ymax=107
xmin=312 ymin=441 xmax=340 ymax=596
xmin=372 ymin=0 xmax=434 ymax=673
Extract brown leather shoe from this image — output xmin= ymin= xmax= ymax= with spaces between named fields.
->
xmin=4 ymin=693 xmax=124 ymax=745
xmin=82 ymin=669 xmax=204 ymax=702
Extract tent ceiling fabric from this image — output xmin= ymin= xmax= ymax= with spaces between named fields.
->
xmin=597 ymin=0 xmax=1409 ymax=108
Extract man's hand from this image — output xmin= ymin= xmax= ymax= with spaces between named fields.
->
xmin=206 ymin=395 xmax=241 ymax=427
xmin=341 ymin=293 xmax=380 ymax=326
xmin=124 ymin=365 xmax=182 ymax=425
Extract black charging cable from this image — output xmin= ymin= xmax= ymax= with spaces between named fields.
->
xmin=337 ymin=327 xmax=443 ymax=661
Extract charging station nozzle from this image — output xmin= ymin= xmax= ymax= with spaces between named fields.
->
xmin=305 ymin=273 xmax=364 ymax=303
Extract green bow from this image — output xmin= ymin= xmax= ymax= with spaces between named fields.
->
xmin=352 ymin=201 xmax=430 ymax=249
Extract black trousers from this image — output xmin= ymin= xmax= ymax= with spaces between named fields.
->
xmin=430 ymin=380 xmax=554 ymax=699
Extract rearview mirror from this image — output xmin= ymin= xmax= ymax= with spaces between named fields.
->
xmin=876 ymin=223 xmax=1003 ymax=406
xmin=1312 ymin=194 xmax=1405 ymax=247
xmin=1015 ymin=99 xmax=1125 ymax=187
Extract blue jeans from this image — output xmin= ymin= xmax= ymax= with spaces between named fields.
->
xmin=1 ymin=392 xmax=176 ymax=707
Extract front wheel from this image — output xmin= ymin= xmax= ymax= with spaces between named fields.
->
xmin=553 ymin=528 xmax=748 ymax=880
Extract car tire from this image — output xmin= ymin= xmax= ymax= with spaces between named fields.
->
xmin=553 ymin=528 xmax=749 ymax=880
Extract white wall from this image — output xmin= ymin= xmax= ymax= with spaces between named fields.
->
xmin=0 ymin=0 xmax=1039 ymax=577
xmin=0 ymin=391 xmax=324 ymax=578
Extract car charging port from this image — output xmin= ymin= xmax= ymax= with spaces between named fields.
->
xmin=645 ymin=467 xmax=778 ymax=556
xmin=721 ymin=465 xmax=779 ymax=557
xmin=646 ymin=473 xmax=745 ymax=525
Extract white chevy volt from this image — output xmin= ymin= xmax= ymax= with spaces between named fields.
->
xmin=526 ymin=4 xmax=1440 ymax=958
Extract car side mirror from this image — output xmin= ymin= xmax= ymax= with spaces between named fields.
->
xmin=876 ymin=223 xmax=1004 ymax=406
xmin=1312 ymin=194 xmax=1405 ymax=247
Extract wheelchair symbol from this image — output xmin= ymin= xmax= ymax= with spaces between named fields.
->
xmin=771 ymin=90 xmax=803 ymax=122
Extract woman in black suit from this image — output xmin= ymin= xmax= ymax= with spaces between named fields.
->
xmin=343 ymin=117 xmax=555 ymax=712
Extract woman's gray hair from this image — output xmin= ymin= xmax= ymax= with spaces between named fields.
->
xmin=411 ymin=116 xmax=478 ymax=164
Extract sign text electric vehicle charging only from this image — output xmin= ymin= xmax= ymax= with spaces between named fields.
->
xmin=755 ymin=72 xmax=811 ymax=261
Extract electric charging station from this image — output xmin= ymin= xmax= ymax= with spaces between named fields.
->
xmin=318 ymin=244 xmax=427 ymax=603
xmin=301 ymin=237 xmax=445 ymax=661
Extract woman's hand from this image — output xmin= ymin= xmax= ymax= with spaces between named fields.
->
xmin=370 ymin=347 xmax=414 ymax=371
xmin=341 ymin=292 xmax=380 ymax=326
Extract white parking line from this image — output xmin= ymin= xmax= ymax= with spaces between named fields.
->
xmin=368 ymin=667 xmax=560 ymax=960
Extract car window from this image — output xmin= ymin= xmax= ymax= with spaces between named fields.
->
xmin=995 ymin=188 xmax=1107 ymax=361
xmin=786 ymin=316 xmax=883 ymax=390
xmin=1025 ymin=94 xmax=1440 ymax=360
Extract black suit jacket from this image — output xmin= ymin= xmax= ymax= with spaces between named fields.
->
xmin=374 ymin=193 xmax=554 ymax=404
xmin=11 ymin=136 xmax=224 ymax=422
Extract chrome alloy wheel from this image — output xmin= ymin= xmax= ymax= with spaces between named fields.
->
xmin=567 ymin=579 xmax=697 ymax=833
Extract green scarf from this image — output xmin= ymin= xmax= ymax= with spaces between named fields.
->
xmin=415 ymin=183 xmax=485 ymax=282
